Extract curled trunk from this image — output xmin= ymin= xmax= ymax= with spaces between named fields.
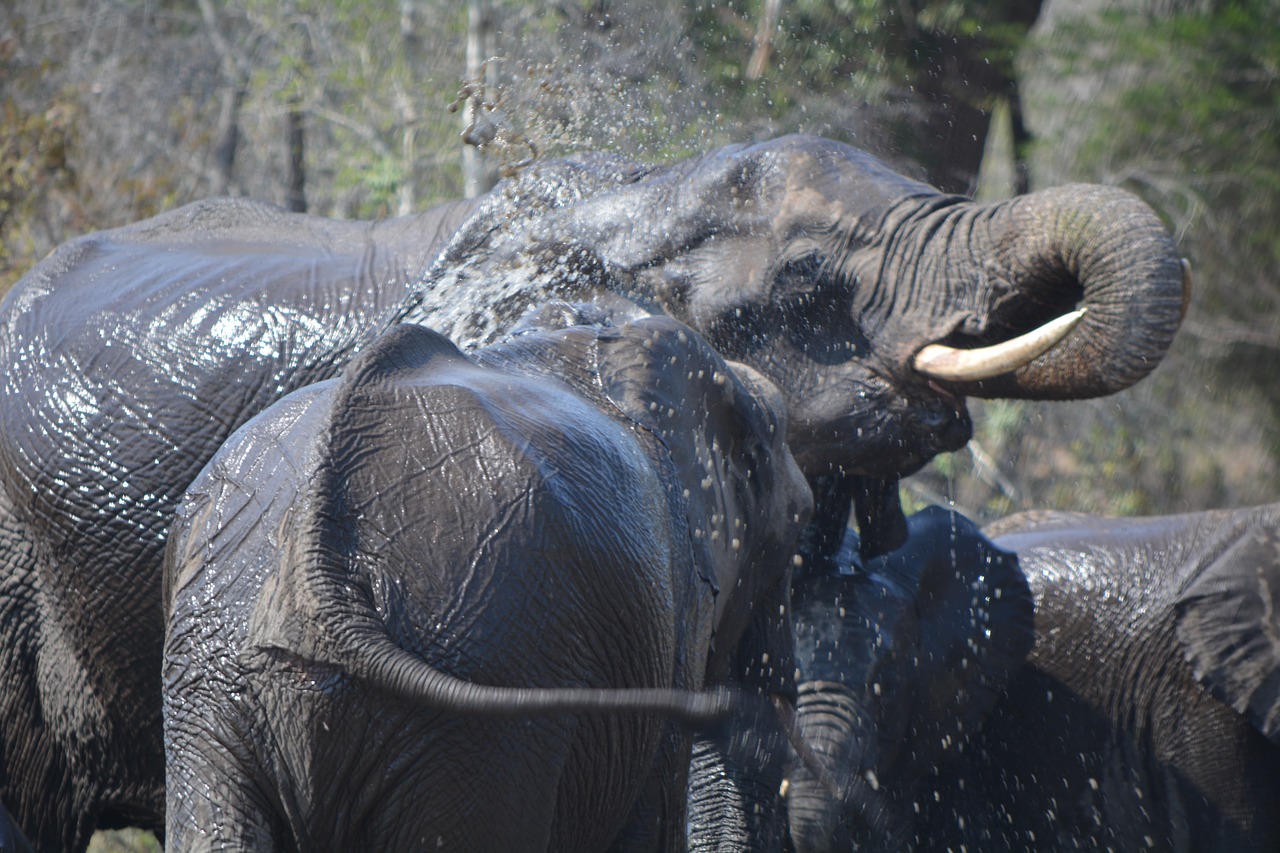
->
xmin=924 ymin=183 xmax=1187 ymax=400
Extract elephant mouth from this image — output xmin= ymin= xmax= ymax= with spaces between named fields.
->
xmin=912 ymin=308 xmax=1086 ymax=385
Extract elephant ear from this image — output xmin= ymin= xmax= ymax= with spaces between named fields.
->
xmin=592 ymin=316 xmax=780 ymax=440
xmin=1175 ymin=519 xmax=1280 ymax=746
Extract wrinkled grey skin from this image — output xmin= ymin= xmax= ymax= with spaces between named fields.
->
xmin=905 ymin=506 xmax=1280 ymax=851
xmin=784 ymin=507 xmax=1034 ymax=852
xmin=0 ymin=135 xmax=1184 ymax=848
xmin=0 ymin=196 xmax=478 ymax=850
xmin=162 ymin=316 xmax=810 ymax=851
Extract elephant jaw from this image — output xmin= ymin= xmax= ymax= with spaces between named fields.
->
xmin=786 ymin=400 xmax=973 ymax=481
xmin=781 ymin=309 xmax=1091 ymax=481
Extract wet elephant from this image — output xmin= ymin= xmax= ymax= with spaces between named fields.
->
xmin=785 ymin=504 xmax=1280 ymax=851
xmin=161 ymin=316 xmax=810 ymax=851
xmin=0 ymin=135 xmax=1185 ymax=848
xmin=782 ymin=507 xmax=1034 ymax=851
xmin=905 ymin=505 xmax=1280 ymax=851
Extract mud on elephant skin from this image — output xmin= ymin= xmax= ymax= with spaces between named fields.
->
xmin=161 ymin=316 xmax=811 ymax=851
xmin=783 ymin=507 xmax=1034 ymax=852
xmin=0 ymin=134 xmax=1185 ymax=848
xmin=904 ymin=505 xmax=1280 ymax=851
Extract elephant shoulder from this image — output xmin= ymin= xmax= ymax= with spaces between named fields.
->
xmin=1175 ymin=511 xmax=1280 ymax=746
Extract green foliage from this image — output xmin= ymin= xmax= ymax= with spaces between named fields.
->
xmin=1077 ymin=0 xmax=1280 ymax=289
xmin=0 ymin=94 xmax=78 ymax=291
xmin=87 ymin=829 xmax=161 ymax=853
xmin=688 ymin=0 xmax=1032 ymax=113
xmin=908 ymin=0 xmax=1280 ymax=521
xmin=228 ymin=0 xmax=472 ymax=217
xmin=1021 ymin=0 xmax=1280 ymax=308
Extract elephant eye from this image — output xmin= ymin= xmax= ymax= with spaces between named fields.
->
xmin=772 ymin=252 xmax=826 ymax=299
xmin=772 ymin=256 xmax=868 ymax=363
xmin=705 ymin=252 xmax=865 ymax=362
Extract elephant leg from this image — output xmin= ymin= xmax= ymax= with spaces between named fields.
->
xmin=164 ymin=707 xmax=281 ymax=853
xmin=606 ymin=724 xmax=690 ymax=853
xmin=0 ymin=485 xmax=95 ymax=853
xmin=687 ymin=734 xmax=786 ymax=852
xmin=0 ymin=480 xmax=165 ymax=851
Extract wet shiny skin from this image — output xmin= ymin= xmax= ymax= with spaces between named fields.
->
xmin=0 ymin=135 xmax=1183 ymax=849
xmin=162 ymin=318 xmax=809 ymax=849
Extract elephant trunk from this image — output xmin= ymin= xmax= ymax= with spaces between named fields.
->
xmin=924 ymin=184 xmax=1187 ymax=400
xmin=786 ymin=681 xmax=908 ymax=852
xmin=787 ymin=682 xmax=862 ymax=853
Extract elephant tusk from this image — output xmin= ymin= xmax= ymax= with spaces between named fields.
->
xmin=913 ymin=308 xmax=1087 ymax=383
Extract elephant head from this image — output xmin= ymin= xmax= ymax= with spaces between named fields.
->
xmin=399 ymin=135 xmax=1187 ymax=551
xmin=784 ymin=506 xmax=1034 ymax=851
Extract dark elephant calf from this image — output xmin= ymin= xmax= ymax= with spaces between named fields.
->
xmin=911 ymin=506 xmax=1280 ymax=851
xmin=787 ymin=504 xmax=1280 ymax=851
xmin=784 ymin=507 xmax=1034 ymax=851
xmin=161 ymin=317 xmax=810 ymax=851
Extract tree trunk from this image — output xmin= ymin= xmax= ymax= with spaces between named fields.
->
xmin=745 ymin=0 xmax=782 ymax=80
xmin=211 ymin=84 xmax=244 ymax=196
xmin=285 ymin=103 xmax=306 ymax=213
xmin=463 ymin=0 xmax=495 ymax=199
xmin=196 ymin=0 xmax=248 ymax=197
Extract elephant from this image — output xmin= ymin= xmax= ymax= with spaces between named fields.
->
xmin=160 ymin=315 xmax=811 ymax=851
xmin=899 ymin=505 xmax=1280 ymax=851
xmin=781 ymin=506 xmax=1034 ymax=851
xmin=0 ymin=134 xmax=1186 ymax=849
xmin=785 ymin=504 xmax=1280 ymax=851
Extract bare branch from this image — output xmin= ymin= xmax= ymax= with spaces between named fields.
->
xmin=745 ymin=0 xmax=781 ymax=80
xmin=309 ymin=106 xmax=394 ymax=160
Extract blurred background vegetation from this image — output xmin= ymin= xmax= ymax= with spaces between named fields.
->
xmin=1 ymin=1 xmax=1276 ymax=847
xmin=3 ymin=1 xmax=1279 ymax=513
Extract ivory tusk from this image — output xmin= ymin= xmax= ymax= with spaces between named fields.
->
xmin=913 ymin=308 xmax=1087 ymax=383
